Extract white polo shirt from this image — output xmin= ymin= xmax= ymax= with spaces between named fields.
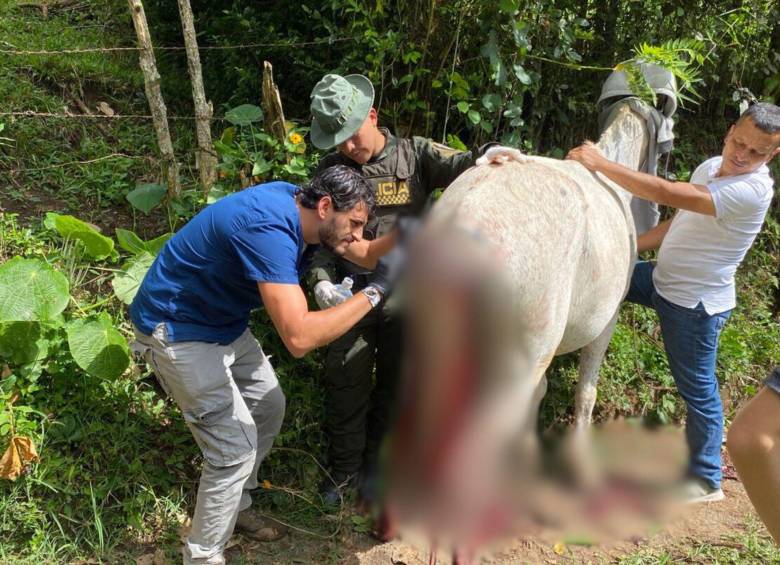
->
xmin=653 ymin=156 xmax=774 ymax=314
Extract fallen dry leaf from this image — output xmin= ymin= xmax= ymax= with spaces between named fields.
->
xmin=0 ymin=435 xmax=39 ymax=481
xmin=1 ymin=364 xmax=11 ymax=378
xmin=97 ymin=101 xmax=115 ymax=116
xmin=177 ymin=516 xmax=192 ymax=543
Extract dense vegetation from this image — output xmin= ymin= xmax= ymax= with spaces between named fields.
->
xmin=0 ymin=0 xmax=779 ymax=562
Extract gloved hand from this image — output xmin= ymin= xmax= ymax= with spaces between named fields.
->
xmin=476 ymin=145 xmax=530 ymax=166
xmin=367 ymin=244 xmax=407 ymax=296
xmin=314 ymin=280 xmax=350 ymax=309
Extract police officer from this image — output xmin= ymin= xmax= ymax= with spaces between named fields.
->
xmin=308 ymin=73 xmax=491 ymax=504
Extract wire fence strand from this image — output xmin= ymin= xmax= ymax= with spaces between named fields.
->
xmin=0 ymin=36 xmax=353 ymax=56
xmin=0 ymin=111 xmax=226 ymax=121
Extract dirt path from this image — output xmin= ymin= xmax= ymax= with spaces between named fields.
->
xmin=226 ymin=469 xmax=765 ymax=565
xmin=354 ymin=479 xmax=755 ymax=564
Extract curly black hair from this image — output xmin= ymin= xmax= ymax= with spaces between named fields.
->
xmin=296 ymin=164 xmax=376 ymax=214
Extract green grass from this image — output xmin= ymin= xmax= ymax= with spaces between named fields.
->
xmin=618 ymin=516 xmax=780 ymax=564
xmin=0 ymin=0 xmax=197 ymax=224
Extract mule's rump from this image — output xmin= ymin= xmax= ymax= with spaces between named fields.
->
xmin=429 ymin=158 xmax=635 ymax=355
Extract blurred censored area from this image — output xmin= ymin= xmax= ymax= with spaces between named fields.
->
xmin=383 ymin=221 xmax=689 ymax=558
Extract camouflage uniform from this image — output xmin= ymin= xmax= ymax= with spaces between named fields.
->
xmin=309 ymin=128 xmax=479 ymax=479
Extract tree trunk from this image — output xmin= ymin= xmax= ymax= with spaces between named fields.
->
xmin=128 ymin=0 xmax=180 ymax=199
xmin=261 ymin=61 xmax=288 ymax=148
xmin=177 ymin=0 xmax=217 ymax=195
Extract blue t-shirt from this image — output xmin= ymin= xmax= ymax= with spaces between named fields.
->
xmin=130 ymin=181 xmax=311 ymax=344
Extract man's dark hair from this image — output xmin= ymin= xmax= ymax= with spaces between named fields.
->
xmin=297 ymin=164 xmax=375 ymax=214
xmin=737 ymin=102 xmax=780 ymax=136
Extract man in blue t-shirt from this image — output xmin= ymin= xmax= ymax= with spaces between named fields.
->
xmin=130 ymin=165 xmax=401 ymax=565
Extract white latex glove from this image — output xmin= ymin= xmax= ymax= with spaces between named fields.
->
xmin=314 ymin=280 xmax=349 ymax=309
xmin=476 ymin=145 xmax=530 ymax=166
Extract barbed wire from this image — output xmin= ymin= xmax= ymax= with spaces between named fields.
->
xmin=0 ymin=36 xmax=353 ymax=56
xmin=0 ymin=111 xmax=226 ymax=121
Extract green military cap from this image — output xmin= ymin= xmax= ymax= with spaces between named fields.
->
xmin=310 ymin=73 xmax=374 ymax=150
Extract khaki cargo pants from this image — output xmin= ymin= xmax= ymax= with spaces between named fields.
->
xmin=132 ymin=324 xmax=285 ymax=565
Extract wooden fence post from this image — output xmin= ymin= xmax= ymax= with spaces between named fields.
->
xmin=262 ymin=61 xmax=288 ymax=148
xmin=177 ymin=0 xmax=217 ymax=195
xmin=127 ymin=0 xmax=181 ymax=199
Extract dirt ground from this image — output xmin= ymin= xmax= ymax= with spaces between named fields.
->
xmin=354 ymin=479 xmax=755 ymax=564
xmin=219 ymin=449 xmax=766 ymax=565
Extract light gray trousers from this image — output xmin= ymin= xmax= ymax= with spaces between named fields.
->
xmin=132 ymin=325 xmax=285 ymax=565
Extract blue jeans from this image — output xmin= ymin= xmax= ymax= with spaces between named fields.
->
xmin=626 ymin=261 xmax=731 ymax=488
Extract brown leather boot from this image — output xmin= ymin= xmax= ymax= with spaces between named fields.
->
xmin=234 ymin=508 xmax=288 ymax=541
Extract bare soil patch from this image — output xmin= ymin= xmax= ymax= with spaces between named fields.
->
xmin=223 ymin=449 xmax=765 ymax=565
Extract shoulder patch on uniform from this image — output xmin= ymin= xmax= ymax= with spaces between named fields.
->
xmin=429 ymin=141 xmax=462 ymax=157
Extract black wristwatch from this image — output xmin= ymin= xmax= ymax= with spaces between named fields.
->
xmin=361 ymin=285 xmax=383 ymax=308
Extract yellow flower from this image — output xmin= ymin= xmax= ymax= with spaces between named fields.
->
xmin=262 ymin=479 xmax=272 ymax=489
xmin=289 ymin=132 xmax=303 ymax=144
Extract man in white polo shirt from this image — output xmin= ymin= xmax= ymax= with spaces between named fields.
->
xmin=567 ymin=101 xmax=780 ymax=503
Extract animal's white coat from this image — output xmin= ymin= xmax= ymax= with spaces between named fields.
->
xmin=427 ymin=104 xmax=648 ymax=430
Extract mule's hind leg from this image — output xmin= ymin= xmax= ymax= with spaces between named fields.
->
xmin=567 ymin=311 xmax=619 ymax=487
xmin=574 ymin=309 xmax=619 ymax=432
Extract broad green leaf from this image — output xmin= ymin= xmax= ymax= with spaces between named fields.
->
xmin=0 ymin=258 xmax=69 ymax=322
xmin=115 ymin=229 xmax=171 ymax=256
xmin=467 ymin=110 xmax=481 ymax=125
xmin=456 ymin=101 xmax=469 ymax=114
xmin=66 ymin=313 xmax=130 ymax=379
xmin=111 ymin=252 xmax=154 ymax=305
xmin=206 ymin=185 xmax=231 ymax=205
xmin=513 ymin=23 xmax=530 ymax=49
xmin=19 ymin=358 xmax=45 ymax=381
xmin=503 ymin=100 xmax=524 ymax=118
xmin=45 ymin=213 xmax=115 ymax=260
xmin=115 ymin=228 xmax=146 ymax=255
xmin=0 ymin=322 xmax=48 ymax=365
xmin=43 ymin=213 xmax=57 ymax=231
xmin=481 ymin=93 xmax=502 ymax=112
xmin=513 ymin=64 xmax=532 ymax=85
xmin=251 ymin=158 xmax=272 ymax=176
xmin=225 ymin=104 xmax=263 ymax=126
xmin=145 ymin=233 xmax=172 ymax=255
xmin=0 ymin=374 xmax=16 ymax=394
xmin=220 ymin=126 xmax=235 ymax=145
xmin=480 ymin=31 xmax=507 ymax=86
xmin=445 ymin=134 xmax=467 ymax=152
xmin=127 ymin=183 xmax=167 ymax=214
